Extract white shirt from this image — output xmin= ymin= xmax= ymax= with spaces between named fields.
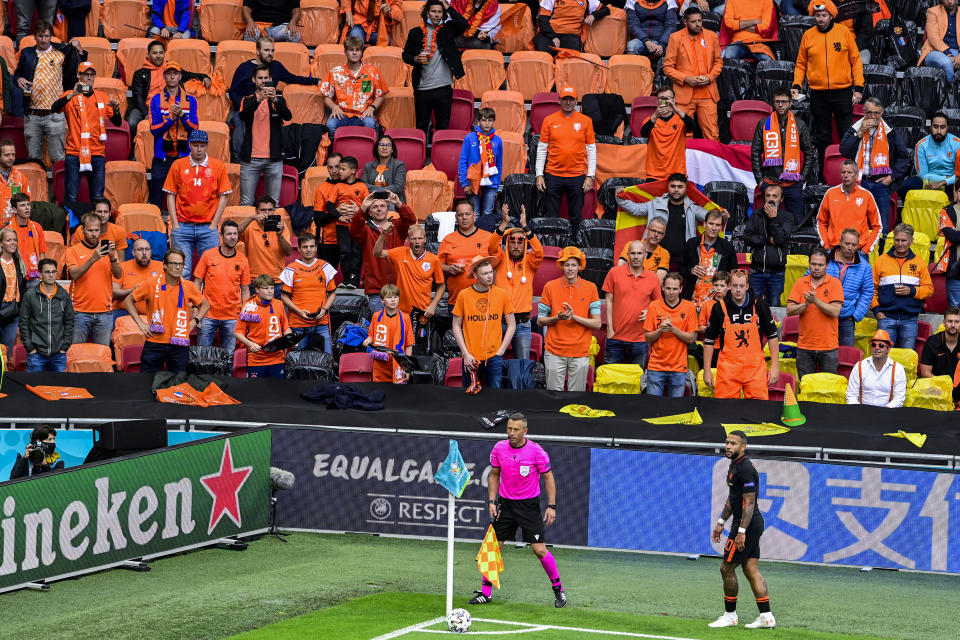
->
xmin=846 ymin=356 xmax=906 ymax=408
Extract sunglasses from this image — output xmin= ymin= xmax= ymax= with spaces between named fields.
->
xmin=870 ymin=342 xmax=890 ymax=348
xmin=731 ymin=269 xmax=747 ymax=275
xmin=262 ymin=233 xmax=271 ymax=247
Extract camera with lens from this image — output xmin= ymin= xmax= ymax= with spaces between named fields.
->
xmin=28 ymin=441 xmax=55 ymax=464
xmin=263 ymin=214 xmax=281 ymax=232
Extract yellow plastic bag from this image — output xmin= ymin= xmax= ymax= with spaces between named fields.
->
xmin=889 ymin=347 xmax=919 ymax=383
xmin=764 ymin=341 xmax=797 ymax=380
xmin=798 ymin=372 xmax=848 ymax=404
xmin=780 ymin=254 xmax=809 ymax=306
xmin=905 ymin=376 xmax=955 ymax=412
xmin=901 ymin=189 xmax=948 ymax=241
xmin=854 ymin=317 xmax=878 ymax=358
xmin=697 ymin=368 xmax=717 ymax=398
xmin=559 ymin=404 xmax=616 ymax=418
xmin=589 ymin=336 xmax=600 ymax=369
xmin=593 ymin=364 xmax=644 ymax=395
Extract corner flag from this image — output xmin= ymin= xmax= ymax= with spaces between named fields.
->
xmin=434 ymin=440 xmax=471 ymax=498
xmin=476 ymin=524 xmax=504 ymax=589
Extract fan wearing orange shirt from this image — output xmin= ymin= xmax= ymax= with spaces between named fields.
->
xmin=0 ymin=140 xmax=31 ymax=227
xmin=616 ymin=216 xmax=670 ymax=283
xmin=721 ymin=0 xmax=775 ymax=63
xmin=70 ymin=198 xmax=129 ymax=256
xmin=236 ymin=196 xmax=293 ymax=294
xmin=643 ymin=272 xmax=697 ymax=396
xmin=639 ymin=87 xmax=696 ymax=181
xmin=234 ymin=274 xmax=294 ymax=378
xmin=5 ymin=193 xmax=47 ymax=281
xmin=343 ymin=0 xmax=404 ymax=45
xmin=311 ymin=151 xmax=343 ymax=267
xmin=113 ymin=237 xmax=163 ymax=319
xmin=786 ymin=247 xmax=843 ymax=380
xmin=280 ymin=232 xmax=339 ymax=353
xmin=363 ymin=284 xmax=414 ymax=383
xmin=126 ymin=248 xmax=209 ymax=373
xmin=194 ymin=220 xmax=252 ymax=354
xmin=602 ymin=240 xmax=662 ymax=367
xmin=323 ymin=155 xmax=369 ymax=289
xmin=438 ymin=201 xmax=494 ymax=306
xmin=66 ymin=212 xmax=123 ymax=345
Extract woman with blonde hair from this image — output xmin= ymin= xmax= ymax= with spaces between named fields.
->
xmin=0 ymin=227 xmax=27 ymax=353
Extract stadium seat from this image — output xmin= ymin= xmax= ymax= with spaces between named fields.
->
xmin=190 ymin=84 xmax=232 ymax=122
xmin=116 ymin=38 xmax=153 ymax=86
xmin=11 ymin=343 xmax=26 ymax=372
xmin=780 ymin=314 xmax=800 ymax=344
xmin=339 ymin=352 xmax=374 ymax=382
xmin=729 ymin=100 xmax=772 ymax=143
xmin=901 ymin=67 xmax=947 ymax=118
xmin=448 ymin=89 xmax=476 ymax=131
xmin=823 ymin=145 xmax=844 ymax=186
xmin=499 ymin=132 xmax=527 ymax=176
xmin=333 ymin=126 xmax=378 ymax=169
xmin=444 ymin=357 xmax=464 ymax=387
xmin=798 ymin=372 xmax=847 ymax=404
xmin=0 ymin=36 xmax=14 ymax=72
xmin=167 ymin=38 xmax=214 ymax=78
xmin=584 ymin=6 xmax=627 ymax=57
xmin=606 ymin=55 xmax=654 ymax=105
xmin=385 ymin=128 xmax=426 ymax=171
xmin=253 ymin=166 xmax=300 ymax=208
xmin=76 ymin=38 xmax=116 ymax=78
xmin=394 ymin=1 xmax=425 ymax=50
xmin=480 ymin=90 xmax=525 ymax=135
xmin=768 ymin=372 xmax=796 ymax=403
xmin=311 ymin=43 xmax=347 ymax=80
xmin=67 ymin=343 xmax=115 ymax=373
xmin=629 ymin=96 xmax=658 ymax=137
xmin=213 ymin=40 xmax=256 ymax=85
xmin=92 ymin=77 xmax=128 ymax=120
xmin=778 ymin=15 xmax=815 ymax=62
xmin=52 ymin=161 xmax=90 ymax=204
xmin=836 ymin=345 xmax=862 ymax=379
xmin=716 ymin=59 xmax=754 ymax=107
xmin=101 ymin=0 xmax=149 ymax=40
xmin=104 ymin=161 xmax=149 ymax=210
xmin=430 ymin=129 xmax=468 ymax=182
xmin=117 ymin=204 xmax=166 ymax=234
xmin=506 ymin=51 xmax=555 ymax=101
xmin=15 ymin=162 xmax=48 ymax=203
xmin=274 ymin=42 xmax=312 ymax=80
xmin=753 ymin=60 xmax=795 ymax=105
xmin=226 ymin=163 xmax=242 ymax=206
xmin=457 ymin=50 xmax=507 ymax=99
xmin=299 ymin=0 xmax=342 ymax=46
xmin=532 ymin=253 xmax=563 ymax=296
xmin=890 ymin=348 xmax=919 ymax=383
xmin=405 ymin=167 xmax=454 ymax=220
xmin=883 ymin=106 xmax=927 ymax=149
xmin=528 ymin=217 xmax=570 ymax=248
xmin=577 ymin=219 xmax=615 ymax=249
xmin=198 ymin=121 xmax=231 ymax=163
xmin=928 ymin=271 xmax=948 ymax=314
xmin=914 ymin=321 xmax=933 ymax=359
xmin=530 ymin=92 xmax=560 ymax=135
xmin=133 ymin=120 xmax=152 ymax=167
xmin=363 ymin=46 xmax=409 ymax=88
xmin=43 ymin=231 xmax=66 ymax=278
xmin=555 ymin=53 xmax=606 ymax=100
xmin=284 ymin=84 xmax=326 ymax=124
xmin=0 ymin=118 xmax=27 ymax=158
xmin=198 ymin=0 xmax=244 ymax=43
xmin=301 ymin=166 xmax=329 ymax=207
xmin=233 ymin=348 xmax=247 ymax=377
xmin=862 ymin=64 xmax=897 ymax=108
xmin=103 ymin=121 xmax=132 ymax=163
xmin=703 ymin=181 xmax=750 ymax=229
xmin=379 ymin=86 xmax=415 ymax=130
xmin=117 ymin=344 xmax=143 ymax=373
xmin=901 ymin=189 xmax=948 ymax=242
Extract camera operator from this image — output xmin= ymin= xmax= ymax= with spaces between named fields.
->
xmin=10 ymin=426 xmax=64 ymax=479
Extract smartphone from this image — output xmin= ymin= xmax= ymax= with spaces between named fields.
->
xmin=263 ymin=214 xmax=281 ymax=232
xmin=100 ymin=239 xmax=110 ymax=250
xmin=82 ymin=84 xmax=93 ymax=96
xmin=373 ymin=190 xmax=389 ymax=200
xmin=263 ymin=80 xmax=274 ymax=88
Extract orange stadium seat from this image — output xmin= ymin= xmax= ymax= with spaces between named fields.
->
xmin=94 ymin=78 xmax=128 ymax=121
xmin=555 ymin=53 xmax=607 ymax=98
xmin=198 ymin=0 xmax=245 ymax=43
xmin=584 ymin=7 xmax=627 ymax=57
xmin=457 ymin=50 xmax=506 ymax=98
xmin=226 ymin=163 xmax=242 ymax=206
xmin=116 ymin=38 xmax=153 ymax=86
xmin=499 ymin=132 xmax=527 ymax=176
xmin=363 ymin=46 xmax=409 ymax=88
xmin=311 ymin=44 xmax=347 ymax=80
xmin=67 ymin=343 xmax=115 ymax=373
xmin=0 ymin=36 xmax=13 ymax=71
xmin=104 ymin=161 xmax=149 ymax=210
xmin=301 ymin=166 xmax=329 ymax=207
xmin=729 ymin=100 xmax=773 ymax=143
xmin=530 ymin=92 xmax=560 ymax=134
xmin=386 ymin=128 xmax=426 ymax=170
xmin=76 ymin=37 xmax=116 ymax=78
xmin=43 ymin=231 xmax=66 ymax=278
xmin=117 ymin=204 xmax=166 ymax=234
xmin=133 ymin=120 xmax=152 ymax=167
xmin=480 ymin=90 xmax=525 ymax=135
xmin=506 ymin=51 xmax=554 ymax=101
xmin=378 ymin=86 xmax=415 ymax=129
xmin=84 ymin=0 xmax=102 ymax=41
xmin=199 ymin=121 xmax=231 ymax=163
xmin=405 ymin=167 xmax=454 ymax=220
xmin=630 ymin=96 xmax=658 ymax=135
xmin=606 ymin=55 xmax=654 ymax=105
xmin=393 ymin=1 xmax=424 ymax=50
xmin=429 ymin=129 xmax=468 ymax=182
xmin=189 ymin=84 xmax=232 ymax=121
xmin=15 ymin=162 xmax=49 ymax=203
xmin=494 ymin=3 xmax=535 ymax=54
xmin=167 ymin=38 xmax=214 ymax=78
xmin=299 ymin=0 xmax=342 ymax=47
xmin=284 ymin=85 xmax=326 ymax=124
xmin=213 ymin=40 xmax=256 ymax=84
xmin=339 ymin=352 xmax=374 ymax=382
xmin=113 ymin=314 xmax=148 ymax=351
xmin=274 ymin=42 xmax=312 ymax=80
xmin=333 ymin=126 xmax=377 ymax=168
xmin=101 ymin=0 xmax=150 ymax=40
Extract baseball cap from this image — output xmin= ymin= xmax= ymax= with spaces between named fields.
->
xmin=163 ymin=61 xmax=182 ymax=73
xmin=189 ymin=130 xmax=209 ymax=144
xmin=78 ymin=61 xmax=96 ymax=74
xmin=558 ymin=85 xmax=577 ymax=100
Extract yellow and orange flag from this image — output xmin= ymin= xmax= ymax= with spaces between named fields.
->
xmin=476 ymin=524 xmax=504 ymax=589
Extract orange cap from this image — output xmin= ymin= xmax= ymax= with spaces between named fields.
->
xmin=78 ymin=61 xmax=96 ymax=74
xmin=556 ymin=246 xmax=586 ymax=269
xmin=870 ymin=330 xmax=893 ymax=347
xmin=558 ymin=85 xmax=577 ymax=100
xmin=163 ymin=60 xmax=182 ymax=72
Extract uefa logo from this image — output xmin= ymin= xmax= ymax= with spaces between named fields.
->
xmin=370 ymin=497 xmax=392 ymax=520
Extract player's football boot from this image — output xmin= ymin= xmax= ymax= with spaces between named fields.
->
xmin=553 ymin=586 xmax=567 ymax=608
xmin=466 ymin=591 xmax=493 ymax=605
xmin=708 ymin=612 xmax=739 ymax=628
xmin=745 ymin=613 xmax=776 ymax=629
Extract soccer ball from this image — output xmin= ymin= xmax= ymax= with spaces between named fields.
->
xmin=446 ymin=608 xmax=472 ymax=633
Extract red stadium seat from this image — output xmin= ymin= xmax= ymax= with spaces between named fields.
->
xmin=430 ymin=129 xmax=468 ymax=182
xmin=505 ymin=331 xmax=543 ymax=362
xmin=444 ymin=357 xmax=464 ymax=387
xmin=12 ymin=343 xmax=26 ymax=372
xmin=385 ymin=128 xmax=427 ymax=171
xmin=339 ymin=352 xmax=374 ymax=382
xmin=780 ymin=314 xmax=799 ymax=344
xmin=119 ymin=344 xmax=143 ymax=373
xmin=928 ymin=271 xmax=947 ymax=314
xmin=333 ymin=127 xmax=378 ymax=170
xmin=253 ymin=164 xmax=300 ymax=208
xmin=823 ymin=145 xmax=844 ymax=186
xmin=729 ymin=100 xmax=772 ymax=143
xmin=233 ymin=348 xmax=247 ymax=377
xmin=530 ymin=92 xmax=560 ymax=135
xmin=915 ymin=321 xmax=934 ymax=359
xmin=104 ymin=121 xmax=132 ymax=162
xmin=533 ymin=256 xmax=562 ymax=297
xmin=444 ymin=89 xmax=475 ymax=131
xmin=0 ymin=117 xmax=27 ymax=158
xmin=837 ymin=345 xmax=862 ymax=379
xmin=768 ymin=372 xmax=796 ymax=402
xmin=629 ymin=96 xmax=658 ymax=137
xmin=52 ymin=161 xmax=90 ymax=204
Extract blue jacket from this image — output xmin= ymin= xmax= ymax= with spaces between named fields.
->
xmin=458 ymin=127 xmax=504 ymax=191
xmin=228 ymin=59 xmax=315 ymax=110
xmin=149 ymin=90 xmax=199 ymax=160
xmin=151 ymin=0 xmax=192 ymax=35
xmin=826 ymin=247 xmax=874 ymax=321
xmin=625 ymin=0 xmax=677 ymax=47
xmin=913 ymin=133 xmax=960 ymax=185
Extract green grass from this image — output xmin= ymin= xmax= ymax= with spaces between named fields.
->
xmin=0 ymin=533 xmax=956 ymax=640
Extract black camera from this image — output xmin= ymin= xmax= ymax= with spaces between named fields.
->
xmin=373 ymin=190 xmax=389 ymax=200
xmin=28 ymin=442 xmax=54 ymax=464
xmin=263 ymin=214 xmax=281 ymax=232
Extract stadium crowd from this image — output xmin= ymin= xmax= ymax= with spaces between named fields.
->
xmin=0 ymin=0 xmax=956 ymax=408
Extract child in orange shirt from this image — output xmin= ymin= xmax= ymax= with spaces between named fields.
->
xmin=234 ymin=274 xmax=293 ymax=379
xmin=325 ymin=156 xmax=368 ymax=289
xmin=363 ymin=284 xmax=414 ymax=383
xmin=698 ymin=270 xmax=730 ymax=335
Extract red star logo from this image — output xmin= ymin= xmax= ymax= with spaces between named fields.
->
xmin=200 ymin=440 xmax=253 ymax=534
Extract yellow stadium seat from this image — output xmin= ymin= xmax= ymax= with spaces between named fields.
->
xmin=378 ymin=86 xmax=415 ymax=129
xmin=311 ymin=44 xmax=347 ymax=80
xmin=104 ymin=161 xmax=149 ymax=211
xmin=505 ymin=51 xmax=554 ymax=101
xmin=854 ymin=316 xmax=878 ymax=357
xmin=480 ymin=90 xmax=525 ymax=135
xmin=301 ymin=166 xmax=330 ymax=207
xmin=457 ymin=49 xmax=506 ymax=98
xmin=299 ymin=0 xmax=342 ymax=47
xmin=606 ymin=55 xmax=654 ymax=104
xmin=889 ymin=347 xmax=918 ymax=383
xmin=555 ymin=53 xmax=607 ymax=99
xmin=76 ymin=38 xmax=116 ymax=77
xmin=283 ymin=85 xmax=326 ymax=124
xmin=780 ymin=253 xmax=809 ymax=306
xmin=274 ymin=42 xmax=312 ymax=80
xmin=901 ymin=189 xmax=949 ymax=241
xmin=798 ymin=372 xmax=848 ymax=404
xmin=212 ymin=40 xmax=256 ymax=84
xmin=116 ymin=38 xmax=154 ymax=86
xmin=584 ymin=7 xmax=627 ymax=57
xmin=199 ymin=0 xmax=245 ymax=43
xmin=101 ymin=0 xmax=149 ymax=40
xmin=405 ymin=167 xmax=453 ymax=221
xmin=905 ymin=376 xmax=955 ymax=412
xmin=593 ymin=364 xmax=643 ymax=394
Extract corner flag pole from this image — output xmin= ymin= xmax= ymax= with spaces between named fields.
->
xmin=446 ymin=491 xmax=455 ymax=615
xmin=434 ymin=440 xmax=470 ymax=617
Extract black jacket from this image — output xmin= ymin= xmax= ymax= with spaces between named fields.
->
xmin=402 ymin=8 xmax=469 ymax=89
xmin=10 ymin=454 xmax=64 ymax=480
xmin=127 ymin=67 xmax=209 ymax=120
xmin=750 ymin=111 xmax=817 ymax=185
xmin=743 ymin=208 xmax=794 ymax=273
xmin=13 ymin=42 xmax=87 ymax=113
xmin=19 ymin=282 xmax=74 ymax=357
xmin=238 ymin=93 xmax=293 ymax=162
xmin=839 ymin=122 xmax=912 ymax=185
xmin=679 ymin=235 xmax=737 ymax=300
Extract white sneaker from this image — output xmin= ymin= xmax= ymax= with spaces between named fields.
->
xmin=745 ymin=613 xmax=776 ymax=629
xmin=708 ymin=612 xmax=739 ymax=628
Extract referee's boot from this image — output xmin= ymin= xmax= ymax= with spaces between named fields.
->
xmin=466 ymin=591 xmax=493 ymax=605
xmin=745 ymin=612 xmax=776 ymax=629
xmin=553 ymin=586 xmax=567 ymax=608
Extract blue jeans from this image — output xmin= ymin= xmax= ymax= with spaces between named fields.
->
xmin=243 ymin=22 xmax=300 ymax=43
xmin=646 ymin=370 xmax=686 ymax=397
xmin=292 ymin=324 xmax=332 ymax=353
xmin=171 ymin=222 xmax=220 ymax=278
xmin=73 ymin=311 xmax=114 ymax=345
xmin=347 ymin=24 xmax=379 ymax=44
xmin=721 ymin=43 xmax=773 ymax=63
xmin=604 ymin=338 xmax=648 ymax=367
xmin=924 ymin=49 xmax=959 ymax=84
xmin=470 ymin=187 xmax=498 ymax=218
xmin=199 ymin=317 xmax=237 ymax=354
xmin=748 ymin=271 xmax=785 ymax=307
xmin=461 ymin=354 xmax=504 ymax=389
xmin=26 ymin=351 xmax=67 ymax=372
xmin=511 ymin=319 xmax=532 ymax=360
xmin=63 ymin=154 xmax=105 ymax=203
xmin=249 ymin=363 xmax=286 ymax=378
xmin=778 ymin=0 xmax=804 ymax=14
xmin=877 ymin=314 xmax=919 ymax=349
xmin=326 ymin=115 xmax=377 ymax=138
xmin=0 ymin=314 xmax=18 ymax=352
xmin=861 ymin=179 xmax=892 ymax=235
xmin=946 ymin=277 xmax=960 ymax=308
xmin=838 ymin=316 xmax=856 ymax=347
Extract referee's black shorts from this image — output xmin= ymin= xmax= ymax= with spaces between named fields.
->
xmin=493 ymin=497 xmax=545 ymax=544
xmin=723 ymin=522 xmax=763 ymax=565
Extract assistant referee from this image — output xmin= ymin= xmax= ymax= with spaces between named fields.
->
xmin=467 ymin=412 xmax=566 ymax=608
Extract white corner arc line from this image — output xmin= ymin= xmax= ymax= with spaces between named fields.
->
xmin=370 ymin=617 xmax=446 ymax=639
xmin=418 ymin=627 xmax=549 ymax=635
xmin=472 ymin=619 xmax=703 ymax=640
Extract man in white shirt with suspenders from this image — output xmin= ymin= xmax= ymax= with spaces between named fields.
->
xmin=846 ymin=329 xmax=906 ymax=407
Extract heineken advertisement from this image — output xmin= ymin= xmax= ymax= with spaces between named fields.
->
xmin=0 ymin=428 xmax=271 ymax=593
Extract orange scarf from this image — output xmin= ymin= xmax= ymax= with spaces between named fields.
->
xmin=74 ymin=91 xmax=108 ymax=171
xmin=375 ymin=163 xmax=387 ymax=185
xmin=421 ymin=20 xmax=443 ymax=59
xmin=143 ymin=59 xmax=165 ymax=98
xmin=149 ymin=276 xmax=191 ymax=346
xmin=462 ymin=0 xmax=494 ymax=37
xmin=477 ymin=130 xmax=497 ymax=186
xmin=160 ymin=88 xmax=190 ymax=154
xmin=854 ymin=120 xmax=892 ymax=176
xmin=762 ymin=111 xmax=803 ymax=182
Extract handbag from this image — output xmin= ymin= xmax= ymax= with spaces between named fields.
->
xmin=0 ymin=301 xmax=19 ymax=322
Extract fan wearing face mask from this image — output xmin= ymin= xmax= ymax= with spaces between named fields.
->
xmin=10 ymin=426 xmax=64 ymax=479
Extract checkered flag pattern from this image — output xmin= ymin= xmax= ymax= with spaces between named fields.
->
xmin=476 ymin=524 xmax=504 ymax=589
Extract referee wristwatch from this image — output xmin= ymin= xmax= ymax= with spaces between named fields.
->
xmin=547 ymin=504 xmax=556 ymax=510
xmin=487 ymin=499 xmax=496 ymax=505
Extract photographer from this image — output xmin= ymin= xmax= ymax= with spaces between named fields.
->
xmin=236 ymin=197 xmax=292 ymax=298
xmin=238 ymin=65 xmax=292 ymax=207
xmin=10 ymin=426 xmax=64 ymax=480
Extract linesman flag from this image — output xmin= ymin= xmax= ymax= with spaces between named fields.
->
xmin=434 ymin=440 xmax=471 ymax=497
xmin=476 ymin=525 xmax=504 ymax=589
